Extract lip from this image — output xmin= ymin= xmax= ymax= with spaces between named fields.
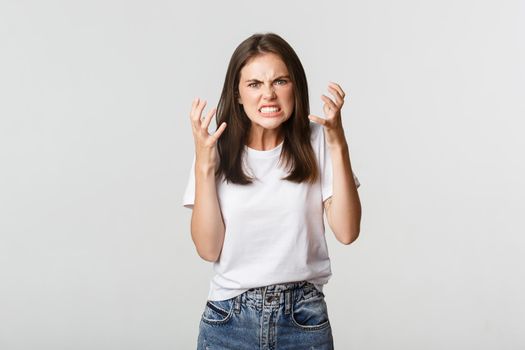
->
xmin=258 ymin=109 xmax=283 ymax=117
xmin=259 ymin=104 xmax=281 ymax=110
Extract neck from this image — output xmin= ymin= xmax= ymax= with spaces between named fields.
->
xmin=246 ymin=126 xmax=283 ymax=151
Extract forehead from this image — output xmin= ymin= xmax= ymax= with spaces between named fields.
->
xmin=240 ymin=53 xmax=289 ymax=79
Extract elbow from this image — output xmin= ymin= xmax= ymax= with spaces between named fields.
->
xmin=330 ymin=208 xmax=362 ymax=246
xmin=193 ymin=236 xmax=222 ymax=262
xmin=198 ymin=251 xmax=219 ymax=262
xmin=195 ymin=245 xmax=221 ymax=262
xmin=339 ymin=228 xmax=360 ymax=245
xmin=190 ymin=221 xmax=225 ymax=263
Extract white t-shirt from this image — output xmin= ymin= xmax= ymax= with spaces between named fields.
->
xmin=182 ymin=121 xmax=360 ymax=301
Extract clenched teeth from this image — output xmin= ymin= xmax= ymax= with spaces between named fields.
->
xmin=260 ymin=107 xmax=280 ymax=113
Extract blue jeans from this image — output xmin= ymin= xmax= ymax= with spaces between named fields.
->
xmin=197 ymin=280 xmax=334 ymax=349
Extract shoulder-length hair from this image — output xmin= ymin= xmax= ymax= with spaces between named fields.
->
xmin=215 ymin=32 xmax=319 ymax=185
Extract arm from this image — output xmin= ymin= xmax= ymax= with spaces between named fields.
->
xmin=189 ymin=97 xmax=228 ymax=262
xmin=323 ymin=142 xmax=362 ymax=244
xmin=191 ymin=164 xmax=225 ymax=262
xmin=309 ymin=82 xmax=362 ymax=245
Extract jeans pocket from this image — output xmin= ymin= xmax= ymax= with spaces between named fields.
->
xmin=291 ymin=290 xmax=330 ymax=331
xmin=201 ymin=298 xmax=235 ymax=325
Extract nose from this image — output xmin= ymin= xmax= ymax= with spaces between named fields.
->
xmin=262 ymin=84 xmax=276 ymax=99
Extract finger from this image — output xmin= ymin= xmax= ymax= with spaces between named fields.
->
xmin=308 ymin=114 xmax=326 ymax=125
xmin=190 ymin=97 xmax=201 ymax=122
xmin=329 ymin=82 xmax=346 ymax=98
xmin=321 ymin=94 xmax=338 ymax=111
xmin=327 ymin=86 xmax=344 ymax=107
xmin=211 ymin=122 xmax=227 ymax=141
xmin=194 ymin=99 xmax=207 ymax=123
xmin=323 ymin=103 xmax=331 ymax=117
xmin=201 ymin=107 xmax=217 ymax=131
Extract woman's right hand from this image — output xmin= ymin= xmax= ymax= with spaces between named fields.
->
xmin=190 ymin=97 xmax=227 ymax=172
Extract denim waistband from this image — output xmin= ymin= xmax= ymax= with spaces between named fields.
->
xmin=247 ymin=280 xmax=309 ymax=294
xmin=232 ymin=280 xmax=314 ymax=314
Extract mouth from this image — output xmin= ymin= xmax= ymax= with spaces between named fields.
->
xmin=258 ymin=106 xmax=282 ymax=117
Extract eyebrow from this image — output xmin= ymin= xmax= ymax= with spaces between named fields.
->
xmin=244 ymin=75 xmax=291 ymax=83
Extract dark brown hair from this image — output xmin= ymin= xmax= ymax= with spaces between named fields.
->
xmin=215 ymin=32 xmax=319 ymax=185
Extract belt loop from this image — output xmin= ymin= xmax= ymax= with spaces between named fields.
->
xmin=284 ymin=289 xmax=292 ymax=315
xmin=262 ymin=285 xmax=268 ymax=304
xmin=234 ymin=294 xmax=241 ymax=314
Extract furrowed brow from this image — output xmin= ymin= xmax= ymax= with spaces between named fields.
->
xmin=244 ymin=75 xmax=291 ymax=83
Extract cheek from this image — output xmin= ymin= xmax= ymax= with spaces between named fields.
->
xmin=284 ymin=90 xmax=295 ymax=107
xmin=282 ymin=86 xmax=294 ymax=99
xmin=241 ymin=91 xmax=258 ymax=105
xmin=241 ymin=90 xmax=255 ymax=102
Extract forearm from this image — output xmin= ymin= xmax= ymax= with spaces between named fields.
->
xmin=191 ymin=165 xmax=225 ymax=262
xmin=326 ymin=143 xmax=362 ymax=244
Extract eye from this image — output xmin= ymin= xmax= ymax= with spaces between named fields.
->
xmin=248 ymin=82 xmax=260 ymax=88
xmin=275 ymin=79 xmax=288 ymax=85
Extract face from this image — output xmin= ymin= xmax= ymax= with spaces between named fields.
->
xmin=237 ymin=53 xmax=295 ymax=135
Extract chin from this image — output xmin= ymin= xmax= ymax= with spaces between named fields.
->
xmin=254 ymin=118 xmax=286 ymax=129
xmin=250 ymin=112 xmax=291 ymax=125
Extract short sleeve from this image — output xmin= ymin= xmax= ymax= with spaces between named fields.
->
xmin=317 ymin=122 xmax=360 ymax=203
xmin=182 ymin=155 xmax=196 ymax=209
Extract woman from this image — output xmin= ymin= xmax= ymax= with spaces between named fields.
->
xmin=183 ymin=32 xmax=361 ymax=349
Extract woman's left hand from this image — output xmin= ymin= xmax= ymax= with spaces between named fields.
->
xmin=308 ymin=82 xmax=348 ymax=148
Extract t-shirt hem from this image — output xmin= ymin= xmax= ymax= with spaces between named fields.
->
xmin=207 ymin=280 xmax=328 ymax=301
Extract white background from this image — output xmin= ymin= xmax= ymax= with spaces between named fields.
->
xmin=1 ymin=0 xmax=524 ymax=349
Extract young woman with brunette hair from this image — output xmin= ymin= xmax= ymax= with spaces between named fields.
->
xmin=183 ymin=32 xmax=361 ymax=349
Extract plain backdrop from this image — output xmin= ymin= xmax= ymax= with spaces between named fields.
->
xmin=1 ymin=0 xmax=524 ymax=349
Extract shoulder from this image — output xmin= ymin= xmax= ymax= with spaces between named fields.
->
xmin=309 ymin=121 xmax=323 ymax=142
xmin=308 ymin=121 xmax=325 ymax=150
